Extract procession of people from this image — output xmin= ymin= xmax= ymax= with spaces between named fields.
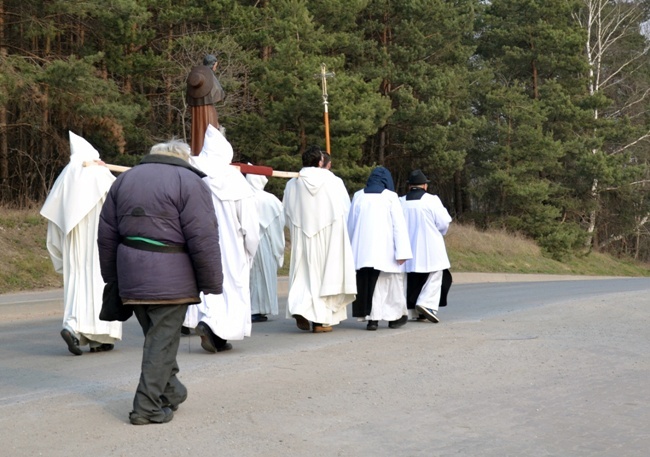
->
xmin=39 ymin=54 xmax=453 ymax=425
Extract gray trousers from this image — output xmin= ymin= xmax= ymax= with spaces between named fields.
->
xmin=132 ymin=304 xmax=189 ymax=420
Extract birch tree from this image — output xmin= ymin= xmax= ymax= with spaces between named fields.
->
xmin=574 ymin=0 xmax=650 ymax=250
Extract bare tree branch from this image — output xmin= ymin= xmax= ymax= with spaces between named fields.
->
xmin=610 ymin=132 xmax=650 ymax=155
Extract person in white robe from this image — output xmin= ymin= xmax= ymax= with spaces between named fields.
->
xmin=183 ymin=125 xmax=260 ymax=353
xmin=245 ymin=173 xmax=285 ymax=322
xmin=283 ymin=146 xmax=356 ymax=333
xmin=400 ymin=169 xmax=452 ymax=323
xmin=347 ymin=166 xmax=413 ymax=331
xmin=40 ymin=131 xmax=122 ymax=355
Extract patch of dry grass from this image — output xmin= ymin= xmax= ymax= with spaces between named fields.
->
xmin=446 ymin=223 xmax=649 ymax=276
xmin=446 ymin=224 xmax=540 ymax=257
xmin=0 ymin=208 xmax=62 ymax=293
xmin=1 ymin=209 xmax=648 ymax=295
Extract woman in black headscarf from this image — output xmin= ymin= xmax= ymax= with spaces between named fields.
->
xmin=347 ymin=167 xmax=413 ymax=330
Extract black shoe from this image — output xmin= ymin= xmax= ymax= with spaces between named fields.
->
xmin=89 ymin=343 xmax=114 ymax=353
xmin=366 ymin=320 xmax=378 ymax=331
xmin=251 ymin=313 xmax=268 ymax=323
xmin=180 ymin=326 xmax=191 ymax=335
xmin=195 ymin=322 xmax=217 ymax=353
xmin=388 ymin=315 xmax=408 ymax=329
xmin=60 ymin=329 xmax=82 ymax=356
xmin=216 ymin=342 xmax=233 ymax=352
xmin=292 ymin=314 xmax=310 ymax=331
xmin=129 ymin=407 xmax=174 ymax=425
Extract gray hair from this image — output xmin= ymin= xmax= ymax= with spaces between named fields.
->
xmin=149 ymin=139 xmax=191 ymax=162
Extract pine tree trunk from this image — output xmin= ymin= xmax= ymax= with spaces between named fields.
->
xmin=532 ymin=60 xmax=539 ymax=99
xmin=0 ymin=0 xmax=8 ymax=201
xmin=166 ymin=23 xmax=173 ymax=128
xmin=378 ymin=127 xmax=386 ymax=165
xmin=453 ymin=170 xmax=463 ymax=217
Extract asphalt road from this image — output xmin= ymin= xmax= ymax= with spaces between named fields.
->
xmin=1 ymin=275 xmax=649 ymax=457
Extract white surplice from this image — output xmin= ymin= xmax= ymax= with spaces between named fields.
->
xmin=348 ymin=189 xmax=413 ymax=321
xmin=400 ymin=192 xmax=452 ymax=316
xmin=183 ymin=125 xmax=260 ymax=340
xmin=283 ymin=167 xmax=356 ymax=325
xmin=400 ymin=193 xmax=451 ymax=273
xmin=40 ymin=131 xmax=122 ymax=345
xmin=246 ymin=174 xmax=285 ymax=316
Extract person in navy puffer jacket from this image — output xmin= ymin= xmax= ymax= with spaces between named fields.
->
xmin=98 ymin=139 xmax=223 ymax=425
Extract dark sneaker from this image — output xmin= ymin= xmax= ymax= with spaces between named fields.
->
xmin=366 ymin=320 xmax=378 ymax=331
xmin=60 ymin=329 xmax=82 ymax=356
xmin=415 ymin=305 xmax=440 ymax=323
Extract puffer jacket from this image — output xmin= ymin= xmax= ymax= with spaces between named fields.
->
xmin=98 ymin=154 xmax=223 ymax=303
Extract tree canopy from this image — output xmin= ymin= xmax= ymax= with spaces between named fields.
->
xmin=0 ymin=0 xmax=648 ymax=261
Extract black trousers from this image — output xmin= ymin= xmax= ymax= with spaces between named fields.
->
xmin=406 ymin=272 xmax=429 ymax=310
xmin=406 ymin=269 xmax=453 ymax=310
xmin=352 ymin=267 xmax=381 ymax=317
xmin=132 ymin=304 xmax=188 ymax=420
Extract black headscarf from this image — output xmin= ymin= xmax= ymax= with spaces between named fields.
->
xmin=364 ymin=166 xmax=395 ymax=194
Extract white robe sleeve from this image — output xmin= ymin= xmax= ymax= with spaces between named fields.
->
xmin=431 ymin=195 xmax=452 ymax=235
xmin=270 ymin=212 xmax=286 ymax=268
xmin=238 ymin=196 xmax=261 ymax=267
xmin=46 ymin=221 xmax=65 ymax=275
xmin=389 ymin=193 xmax=412 ymax=261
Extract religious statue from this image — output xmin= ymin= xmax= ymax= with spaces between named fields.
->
xmin=186 ymin=54 xmax=226 ymax=155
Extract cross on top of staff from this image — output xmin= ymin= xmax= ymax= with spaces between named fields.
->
xmin=316 ymin=63 xmax=335 ymax=106
xmin=315 ymin=63 xmax=335 ymax=155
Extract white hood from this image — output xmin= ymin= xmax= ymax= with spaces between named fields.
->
xmin=246 ymin=173 xmax=268 ymax=191
xmin=40 ymin=131 xmax=115 ymax=234
xmin=296 ymin=166 xmax=329 ymax=196
xmin=246 ymin=173 xmax=281 ymax=229
xmin=283 ymin=167 xmax=350 ymax=237
xmin=191 ymin=125 xmax=253 ymax=201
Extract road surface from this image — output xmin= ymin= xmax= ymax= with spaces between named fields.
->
xmin=1 ymin=274 xmax=649 ymax=457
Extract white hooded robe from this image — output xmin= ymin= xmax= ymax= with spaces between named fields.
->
xmin=183 ymin=125 xmax=260 ymax=340
xmin=283 ymin=167 xmax=356 ymax=325
xmin=246 ymin=174 xmax=285 ymax=316
xmin=40 ymin=131 xmax=122 ymax=345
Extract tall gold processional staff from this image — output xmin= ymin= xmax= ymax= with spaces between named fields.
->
xmin=317 ymin=63 xmax=335 ymax=156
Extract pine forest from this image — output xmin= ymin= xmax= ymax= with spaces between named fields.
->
xmin=0 ymin=0 xmax=649 ymax=262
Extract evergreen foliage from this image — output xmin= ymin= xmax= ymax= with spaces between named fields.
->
xmin=0 ymin=0 xmax=648 ymax=262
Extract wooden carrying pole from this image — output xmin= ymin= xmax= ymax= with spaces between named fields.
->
xmin=83 ymin=161 xmax=298 ymax=178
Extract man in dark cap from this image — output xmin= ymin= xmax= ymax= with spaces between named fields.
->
xmin=186 ymin=54 xmax=226 ymax=155
xmin=399 ymin=169 xmax=452 ymax=323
